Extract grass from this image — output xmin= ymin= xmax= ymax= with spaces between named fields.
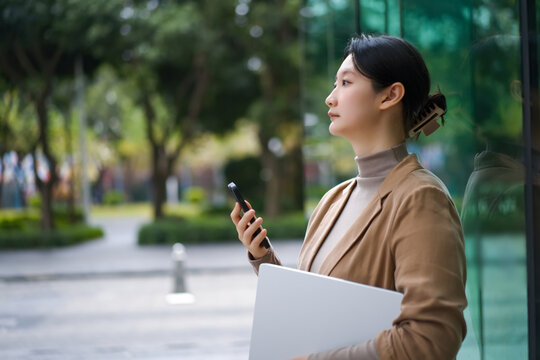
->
xmin=90 ymin=203 xmax=153 ymax=218
xmin=90 ymin=202 xmax=202 ymax=218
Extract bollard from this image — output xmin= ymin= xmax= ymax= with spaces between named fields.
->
xmin=172 ymin=242 xmax=188 ymax=293
xmin=166 ymin=242 xmax=195 ymax=305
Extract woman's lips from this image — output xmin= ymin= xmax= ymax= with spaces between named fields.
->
xmin=328 ymin=112 xmax=339 ymax=120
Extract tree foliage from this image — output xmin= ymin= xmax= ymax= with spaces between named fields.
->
xmin=0 ymin=0 xmax=125 ymax=229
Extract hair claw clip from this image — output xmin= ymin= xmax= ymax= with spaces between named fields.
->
xmin=408 ymin=101 xmax=446 ymax=138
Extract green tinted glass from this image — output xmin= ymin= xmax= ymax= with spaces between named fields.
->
xmin=302 ymin=0 xmax=528 ymax=358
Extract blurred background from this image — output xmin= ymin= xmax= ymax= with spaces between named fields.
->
xmin=0 ymin=0 xmax=538 ymax=359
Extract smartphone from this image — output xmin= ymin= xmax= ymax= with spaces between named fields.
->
xmin=228 ymin=182 xmax=270 ymax=249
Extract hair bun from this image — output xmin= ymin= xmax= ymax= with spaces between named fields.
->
xmin=408 ymin=91 xmax=447 ymax=138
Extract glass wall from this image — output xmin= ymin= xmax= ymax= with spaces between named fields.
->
xmin=301 ymin=0 xmax=533 ymax=358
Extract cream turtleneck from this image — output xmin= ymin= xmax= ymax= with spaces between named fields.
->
xmin=309 ymin=141 xmax=409 ymax=274
xmin=306 ymin=142 xmax=409 ymax=360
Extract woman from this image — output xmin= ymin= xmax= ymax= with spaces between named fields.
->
xmin=230 ymin=34 xmax=467 ymax=360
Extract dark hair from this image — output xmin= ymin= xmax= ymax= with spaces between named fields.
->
xmin=344 ymin=34 xmax=446 ymax=139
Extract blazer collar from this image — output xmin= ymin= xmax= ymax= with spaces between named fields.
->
xmin=375 ymin=152 xmax=423 ymax=199
xmin=300 ymin=153 xmax=423 ymax=276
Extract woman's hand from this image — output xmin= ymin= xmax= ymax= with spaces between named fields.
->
xmin=230 ymin=200 xmax=269 ymax=259
xmin=290 ymin=356 xmax=309 ymax=360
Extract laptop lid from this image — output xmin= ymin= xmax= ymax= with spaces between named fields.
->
xmin=249 ymin=263 xmax=403 ymax=360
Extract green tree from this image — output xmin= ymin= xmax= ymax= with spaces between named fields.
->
xmin=51 ymin=79 xmax=78 ymax=222
xmin=85 ymin=65 xmax=147 ymax=203
xmin=236 ymin=0 xmax=305 ymax=217
xmin=113 ymin=0 xmax=258 ymax=219
xmin=0 ymin=0 xmax=125 ymax=229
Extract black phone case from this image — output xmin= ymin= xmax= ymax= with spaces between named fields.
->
xmin=228 ymin=182 xmax=270 ymax=249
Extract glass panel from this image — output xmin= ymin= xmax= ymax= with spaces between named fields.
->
xmin=302 ymin=0 xmax=529 ymax=358
xmin=401 ymin=2 xmax=527 ymax=358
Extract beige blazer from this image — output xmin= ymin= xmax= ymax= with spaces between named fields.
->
xmin=249 ymin=153 xmax=467 ymax=359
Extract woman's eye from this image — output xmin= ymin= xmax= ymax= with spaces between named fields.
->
xmin=332 ymin=80 xmax=350 ymax=88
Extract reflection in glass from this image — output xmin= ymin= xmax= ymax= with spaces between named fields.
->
xmin=302 ymin=0 xmax=530 ymax=359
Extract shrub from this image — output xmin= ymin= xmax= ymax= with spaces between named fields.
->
xmin=103 ymin=190 xmax=125 ymax=206
xmin=138 ymin=212 xmax=307 ymax=245
xmin=52 ymin=206 xmax=84 ymax=225
xmin=22 ymin=194 xmax=84 ymax=224
xmin=0 ymin=224 xmax=104 ymax=249
xmin=202 ymin=204 xmax=233 ymax=216
xmin=27 ymin=194 xmax=41 ymax=209
xmin=0 ymin=207 xmax=102 ymax=248
xmin=183 ymin=186 xmax=207 ymax=204
xmin=0 ymin=211 xmax=39 ymax=230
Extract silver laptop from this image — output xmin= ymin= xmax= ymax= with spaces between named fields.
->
xmin=249 ymin=263 xmax=403 ymax=360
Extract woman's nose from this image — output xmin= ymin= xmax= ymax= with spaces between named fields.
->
xmin=325 ymin=89 xmax=336 ymax=107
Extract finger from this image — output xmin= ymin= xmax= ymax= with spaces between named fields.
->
xmin=244 ymin=216 xmax=263 ymax=243
xmin=230 ymin=202 xmax=241 ymax=225
xmin=250 ymin=227 xmax=268 ymax=249
xmin=237 ymin=209 xmax=255 ymax=232
xmin=244 ymin=200 xmax=253 ymax=210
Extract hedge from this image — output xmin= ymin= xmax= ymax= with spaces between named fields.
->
xmin=0 ymin=224 xmax=104 ymax=249
xmin=0 ymin=212 xmax=39 ymax=230
xmin=0 ymin=208 xmax=84 ymax=230
xmin=138 ymin=213 xmax=308 ymax=245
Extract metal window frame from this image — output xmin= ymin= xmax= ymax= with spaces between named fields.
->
xmin=519 ymin=0 xmax=540 ymax=359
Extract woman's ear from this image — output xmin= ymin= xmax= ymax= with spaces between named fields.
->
xmin=378 ymin=82 xmax=405 ymax=110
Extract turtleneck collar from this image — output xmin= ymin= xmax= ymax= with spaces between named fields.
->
xmin=354 ymin=142 xmax=409 ymax=178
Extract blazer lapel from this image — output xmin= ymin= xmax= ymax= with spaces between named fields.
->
xmin=318 ymin=194 xmax=383 ymax=276
xmin=299 ymin=179 xmax=356 ymax=272
xmin=301 ymin=153 xmax=423 ymax=276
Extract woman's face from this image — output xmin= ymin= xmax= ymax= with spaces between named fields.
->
xmin=325 ymin=54 xmax=380 ymax=139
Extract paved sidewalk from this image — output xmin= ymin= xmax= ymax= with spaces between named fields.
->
xmin=0 ymin=215 xmax=303 ymax=359
xmin=0 ymin=271 xmax=259 ymax=359
xmin=0 ymin=216 xmax=303 ymax=281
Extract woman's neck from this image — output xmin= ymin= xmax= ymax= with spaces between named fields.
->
xmin=351 ymin=137 xmax=406 ymax=158
xmin=354 ymin=141 xmax=409 ymax=178
xmin=348 ymin=115 xmax=406 ymax=157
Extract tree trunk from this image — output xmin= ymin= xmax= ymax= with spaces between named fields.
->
xmin=259 ymin=136 xmax=304 ymax=217
xmin=286 ymin=143 xmax=304 ymax=212
xmin=32 ymin=148 xmax=55 ymax=231
xmin=40 ymin=179 xmax=55 ymax=230
xmin=151 ymin=144 xmax=168 ymax=220
xmin=258 ymin=132 xmax=281 ymax=218
xmin=152 ymin=174 xmax=167 ymax=219
xmin=34 ymin=96 xmax=57 ymax=231
xmin=15 ymin=151 xmax=27 ymax=208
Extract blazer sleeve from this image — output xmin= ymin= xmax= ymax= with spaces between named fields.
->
xmin=307 ymin=338 xmax=380 ymax=360
xmin=375 ymin=185 xmax=467 ymax=359
xmin=247 ymin=246 xmax=282 ymax=275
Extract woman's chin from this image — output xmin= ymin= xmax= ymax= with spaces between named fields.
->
xmin=328 ymin=121 xmax=345 ymax=137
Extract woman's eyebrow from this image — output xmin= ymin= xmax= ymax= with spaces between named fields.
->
xmin=335 ymin=69 xmax=356 ymax=80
